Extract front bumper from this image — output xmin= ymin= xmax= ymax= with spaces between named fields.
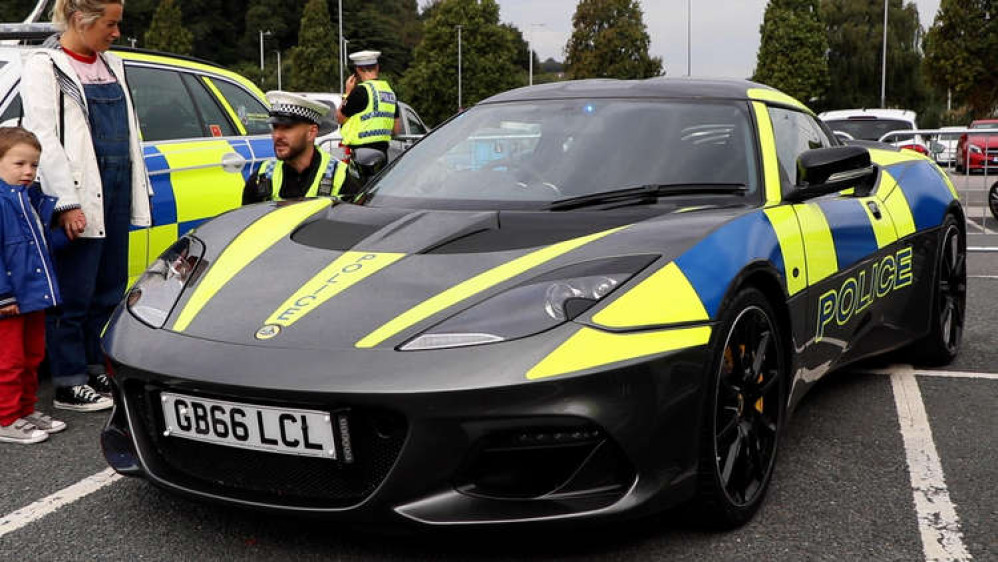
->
xmin=102 ymin=312 xmax=712 ymax=525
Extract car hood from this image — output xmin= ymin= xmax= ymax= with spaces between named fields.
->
xmin=161 ymin=198 xmax=744 ymax=350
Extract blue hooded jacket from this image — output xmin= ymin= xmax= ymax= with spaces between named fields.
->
xmin=0 ymin=180 xmax=63 ymax=314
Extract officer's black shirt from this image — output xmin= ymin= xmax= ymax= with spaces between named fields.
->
xmin=341 ymin=81 xmax=400 ymax=155
xmin=242 ymin=147 xmax=323 ymax=205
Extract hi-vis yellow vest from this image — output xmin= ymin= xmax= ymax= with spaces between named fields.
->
xmin=257 ymin=148 xmax=346 ymax=200
xmin=341 ymin=80 xmax=397 ymax=146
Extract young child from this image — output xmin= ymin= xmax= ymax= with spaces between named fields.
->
xmin=0 ymin=127 xmax=65 ymax=444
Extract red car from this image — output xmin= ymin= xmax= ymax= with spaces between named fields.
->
xmin=956 ymin=119 xmax=998 ymax=173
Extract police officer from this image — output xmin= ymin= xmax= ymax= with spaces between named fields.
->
xmin=243 ymin=91 xmax=347 ymax=205
xmin=336 ymin=50 xmax=401 ymax=160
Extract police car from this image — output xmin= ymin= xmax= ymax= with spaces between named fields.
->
xmin=0 ymin=45 xmax=276 ymax=283
xmin=102 ymin=78 xmax=965 ymax=528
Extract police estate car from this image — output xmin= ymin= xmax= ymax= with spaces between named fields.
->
xmin=0 ymin=45 xmax=276 ymax=282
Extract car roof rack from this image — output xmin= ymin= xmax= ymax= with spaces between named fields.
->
xmin=0 ymin=23 xmax=58 ymax=44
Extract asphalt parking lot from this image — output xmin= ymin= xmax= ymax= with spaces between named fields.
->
xmin=2 ymin=178 xmax=996 ymax=561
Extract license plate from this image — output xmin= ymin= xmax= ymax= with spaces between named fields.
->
xmin=160 ymin=392 xmax=341 ymax=459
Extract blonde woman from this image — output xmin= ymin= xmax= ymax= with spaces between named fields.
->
xmin=22 ymin=0 xmax=151 ymax=412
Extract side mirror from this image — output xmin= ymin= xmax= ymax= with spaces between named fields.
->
xmin=929 ymin=141 xmax=945 ymax=155
xmin=785 ymin=146 xmax=877 ymax=202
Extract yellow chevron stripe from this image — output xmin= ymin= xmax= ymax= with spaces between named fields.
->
xmin=882 ymin=180 xmax=917 ymax=239
xmin=591 ymin=262 xmax=708 ymax=328
xmin=794 ymin=202 xmax=838 ymax=285
xmin=526 ymin=325 xmax=712 ymax=380
xmin=172 ymin=199 xmax=332 ymax=332
xmin=262 ymin=251 xmax=405 ymax=330
xmin=764 ymin=206 xmax=807 ymax=295
xmin=355 ymin=226 xmax=629 ymax=348
xmin=752 ymin=102 xmax=783 ymax=206
xmin=867 ymin=148 xmax=920 ymax=167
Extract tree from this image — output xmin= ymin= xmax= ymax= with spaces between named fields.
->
xmin=143 ymin=0 xmax=194 ymax=55
xmin=753 ymin=0 xmax=829 ymax=104
xmin=822 ymin=0 xmax=927 ymax=113
xmin=0 ymin=0 xmax=38 ymax=23
xmin=564 ymin=0 xmax=662 ymax=80
xmin=923 ymin=0 xmax=998 ymax=119
xmin=399 ymin=0 xmax=524 ymax=126
xmin=342 ymin=0 xmax=422 ymax=87
xmin=288 ymin=0 xmax=337 ymax=91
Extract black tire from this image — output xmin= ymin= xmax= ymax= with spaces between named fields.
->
xmin=690 ymin=287 xmax=787 ymax=529
xmin=989 ymin=183 xmax=998 ymax=222
xmin=911 ymin=215 xmax=966 ymax=365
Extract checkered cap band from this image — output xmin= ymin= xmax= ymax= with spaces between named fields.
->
xmin=270 ymin=103 xmax=322 ymax=125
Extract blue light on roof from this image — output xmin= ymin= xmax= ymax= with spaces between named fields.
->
xmin=583 ymin=103 xmax=596 ymax=114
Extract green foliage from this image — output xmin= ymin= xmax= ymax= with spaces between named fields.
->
xmin=0 ymin=0 xmax=37 ymax=22
xmin=143 ymin=0 xmax=194 ymax=55
xmin=821 ymin=0 xmax=927 ymax=113
xmin=753 ymin=0 xmax=829 ymax=104
xmin=399 ymin=0 xmax=525 ymax=127
xmin=564 ymin=0 xmax=662 ymax=80
xmin=923 ymin=0 xmax=998 ymax=119
xmin=288 ymin=0 xmax=337 ymax=92
xmin=343 ymin=0 xmax=422 ymax=87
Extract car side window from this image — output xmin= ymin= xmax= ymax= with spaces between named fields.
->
xmin=126 ymin=66 xmax=205 ymax=142
xmin=209 ymin=79 xmax=271 ymax=136
xmin=768 ymin=107 xmax=832 ymax=186
xmin=182 ymin=74 xmax=236 ymax=138
xmin=405 ymin=108 xmax=426 ymax=135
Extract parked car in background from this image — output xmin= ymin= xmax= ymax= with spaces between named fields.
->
xmin=296 ymin=91 xmax=429 ymax=162
xmin=932 ymin=126 xmax=962 ymax=166
xmin=0 ymin=45 xmax=275 ymax=284
xmin=819 ymin=108 xmax=928 ymax=155
xmin=955 ymin=119 xmax=998 ymax=174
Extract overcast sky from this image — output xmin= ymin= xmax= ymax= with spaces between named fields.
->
xmin=491 ymin=0 xmax=942 ymax=79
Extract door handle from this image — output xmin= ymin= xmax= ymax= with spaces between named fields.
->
xmin=221 ymin=152 xmax=247 ymax=174
xmin=866 ymin=201 xmax=882 ymax=219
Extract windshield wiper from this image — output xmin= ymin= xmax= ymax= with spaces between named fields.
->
xmin=546 ymin=183 xmax=748 ymax=211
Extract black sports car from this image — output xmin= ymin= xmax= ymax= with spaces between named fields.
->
xmin=102 ymin=79 xmax=965 ymax=528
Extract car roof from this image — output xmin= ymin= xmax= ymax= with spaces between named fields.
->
xmin=478 ymin=77 xmax=811 ymax=113
xmin=819 ymin=108 xmax=917 ymax=124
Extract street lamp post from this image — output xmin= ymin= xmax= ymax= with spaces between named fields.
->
xmin=259 ymin=29 xmax=272 ymax=72
xmin=881 ymin=0 xmax=888 ymax=107
xmin=274 ymin=50 xmax=282 ymax=91
xmin=528 ymin=23 xmax=544 ymax=86
xmin=456 ymin=25 xmax=463 ymax=112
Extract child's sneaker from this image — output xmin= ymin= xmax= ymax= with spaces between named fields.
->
xmin=23 ymin=411 xmax=67 ymax=433
xmin=0 ymin=418 xmax=49 ymax=444
xmin=54 ymin=385 xmax=113 ymax=412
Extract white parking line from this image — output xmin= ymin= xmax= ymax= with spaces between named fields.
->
xmin=868 ymin=364 xmax=998 ymax=380
xmin=0 ymin=468 xmax=121 ymax=539
xmin=890 ymin=373 xmax=972 ymax=562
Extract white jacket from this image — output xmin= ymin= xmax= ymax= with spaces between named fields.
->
xmin=21 ymin=48 xmax=152 ymax=238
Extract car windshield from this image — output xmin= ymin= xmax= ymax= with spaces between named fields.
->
xmin=824 ymin=118 xmax=914 ymax=142
xmin=362 ymin=99 xmax=760 ymax=209
xmin=971 ymin=122 xmax=998 ymax=130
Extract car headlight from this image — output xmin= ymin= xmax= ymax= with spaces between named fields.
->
xmin=400 ymin=255 xmax=657 ymax=351
xmin=969 ymin=144 xmax=983 ymax=154
xmin=126 ymin=236 xmax=204 ymax=328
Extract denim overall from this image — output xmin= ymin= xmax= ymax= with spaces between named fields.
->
xmin=47 ymin=80 xmax=132 ymax=387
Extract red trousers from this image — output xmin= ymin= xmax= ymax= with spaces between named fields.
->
xmin=0 ymin=311 xmax=45 ymax=426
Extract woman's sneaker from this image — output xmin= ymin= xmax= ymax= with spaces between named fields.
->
xmin=23 ymin=411 xmax=67 ymax=433
xmin=0 ymin=418 xmax=49 ymax=444
xmin=54 ymin=385 xmax=113 ymax=412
